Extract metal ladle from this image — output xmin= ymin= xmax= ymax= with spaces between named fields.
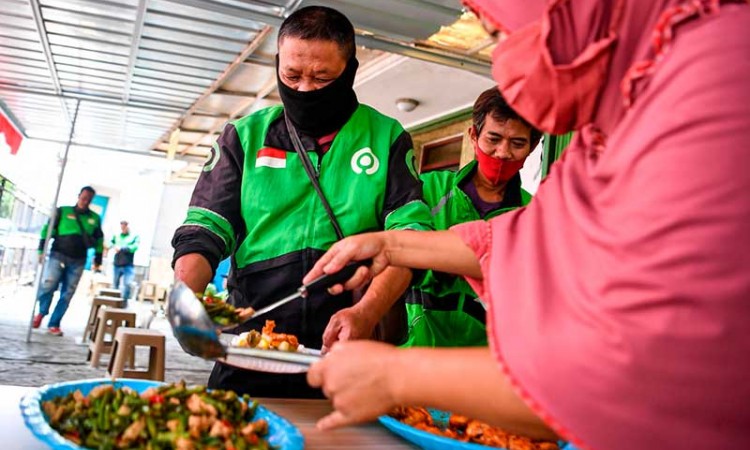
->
xmin=167 ymin=259 xmax=370 ymax=373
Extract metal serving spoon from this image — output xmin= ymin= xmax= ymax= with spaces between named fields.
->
xmin=167 ymin=259 xmax=369 ymax=373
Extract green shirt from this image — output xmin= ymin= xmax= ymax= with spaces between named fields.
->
xmin=403 ymin=161 xmax=530 ymax=347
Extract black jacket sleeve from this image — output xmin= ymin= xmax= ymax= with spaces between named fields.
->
xmin=171 ymin=124 xmax=246 ymax=273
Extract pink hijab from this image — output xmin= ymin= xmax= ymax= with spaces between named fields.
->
xmin=456 ymin=1 xmax=750 ymax=449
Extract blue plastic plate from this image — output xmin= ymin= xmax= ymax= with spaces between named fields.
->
xmin=379 ymin=409 xmax=576 ymax=450
xmin=19 ymin=378 xmax=304 ymax=450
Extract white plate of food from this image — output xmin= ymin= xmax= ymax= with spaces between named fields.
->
xmin=217 ymin=320 xmax=322 ymax=374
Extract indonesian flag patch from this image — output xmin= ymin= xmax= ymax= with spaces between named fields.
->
xmin=255 ymin=147 xmax=287 ymax=169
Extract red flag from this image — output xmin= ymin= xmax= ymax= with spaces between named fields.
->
xmin=0 ymin=109 xmax=23 ymax=155
xmin=255 ymin=147 xmax=287 ymax=169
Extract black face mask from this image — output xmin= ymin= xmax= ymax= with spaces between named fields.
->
xmin=277 ymin=55 xmax=359 ymax=138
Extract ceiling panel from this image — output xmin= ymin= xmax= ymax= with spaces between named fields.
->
xmin=0 ymin=0 xmax=494 ymax=181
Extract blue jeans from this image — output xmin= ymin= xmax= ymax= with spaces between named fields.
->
xmin=37 ymin=252 xmax=86 ymax=328
xmin=113 ymin=265 xmax=134 ymax=303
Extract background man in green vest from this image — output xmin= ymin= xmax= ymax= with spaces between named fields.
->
xmin=110 ymin=219 xmax=139 ymax=304
xmin=403 ymin=88 xmax=541 ymax=347
xmin=172 ymin=6 xmax=432 ymax=397
xmin=33 ymin=186 xmax=104 ymax=336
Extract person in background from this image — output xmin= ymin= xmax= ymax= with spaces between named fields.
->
xmin=404 ymin=87 xmax=540 ymax=348
xmin=303 ymin=1 xmax=750 ymax=449
xmin=171 ymin=6 xmax=432 ymax=398
xmin=33 ymin=186 xmax=103 ymax=336
xmin=110 ymin=220 xmax=139 ymax=304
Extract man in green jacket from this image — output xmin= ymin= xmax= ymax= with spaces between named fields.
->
xmin=172 ymin=6 xmax=432 ymax=397
xmin=404 ymin=88 xmax=542 ymax=347
xmin=110 ymin=220 xmax=139 ymax=303
xmin=33 ymin=186 xmax=104 ymax=336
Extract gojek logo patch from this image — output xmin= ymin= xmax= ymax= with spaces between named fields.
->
xmin=350 ymin=147 xmax=379 ymax=175
xmin=203 ymin=141 xmax=221 ymax=172
xmin=405 ymin=148 xmax=419 ymax=180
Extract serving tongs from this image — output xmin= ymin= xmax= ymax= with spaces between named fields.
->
xmin=167 ymin=259 xmax=369 ymax=373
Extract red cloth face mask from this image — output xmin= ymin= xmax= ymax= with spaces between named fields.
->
xmin=474 ymin=141 xmax=525 ymax=185
xmin=487 ymin=0 xmax=623 ymax=135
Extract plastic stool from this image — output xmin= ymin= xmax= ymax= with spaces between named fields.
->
xmin=87 ymin=308 xmax=136 ymax=368
xmin=98 ymin=288 xmax=122 ymax=298
xmin=83 ymin=296 xmax=124 ymax=342
xmin=107 ymin=327 xmax=166 ymax=381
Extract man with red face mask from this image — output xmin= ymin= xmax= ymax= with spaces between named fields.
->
xmin=404 ymin=88 xmax=541 ymax=347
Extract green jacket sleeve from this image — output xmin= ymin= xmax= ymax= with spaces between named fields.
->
xmin=382 ymin=130 xmax=434 ymax=232
xmin=127 ymin=235 xmax=140 ymax=253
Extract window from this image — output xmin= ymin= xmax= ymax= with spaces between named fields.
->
xmin=419 ymin=134 xmax=463 ymax=173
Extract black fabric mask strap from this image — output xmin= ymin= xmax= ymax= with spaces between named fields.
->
xmin=284 ymin=112 xmax=345 ymax=240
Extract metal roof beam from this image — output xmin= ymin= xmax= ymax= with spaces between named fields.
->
xmin=175 ymin=75 xmax=275 ymax=156
xmin=28 ymin=0 xmax=72 ymax=124
xmin=213 ymin=88 xmax=257 ymax=97
xmin=123 ymin=0 xmax=149 ymax=103
xmin=173 ymin=0 xmax=490 ymax=75
xmin=0 ymin=85 xmax=184 ymax=113
xmin=30 ymin=136 xmax=205 ymax=163
xmin=154 ymin=25 xmax=273 ymax=156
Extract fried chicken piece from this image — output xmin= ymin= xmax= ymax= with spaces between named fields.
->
xmin=120 ymin=417 xmax=145 ymax=445
xmin=209 ymin=420 xmax=234 ymax=439
xmin=175 ymin=437 xmax=195 ymax=450
xmin=399 ymin=407 xmax=433 ymax=427
xmin=448 ymin=413 xmax=470 ymax=431
xmin=536 ymin=442 xmax=561 ymax=450
xmin=186 ymin=393 xmax=218 ymax=416
xmin=262 ymin=320 xmax=276 ymax=335
xmin=89 ymin=384 xmax=114 ymax=399
xmin=466 ymin=420 xmax=509 ymax=448
xmin=414 ymin=422 xmax=443 ymax=436
xmin=139 ymin=387 xmax=159 ymax=401
xmin=166 ymin=419 xmax=180 ymax=432
xmin=188 ymin=414 xmax=215 ymax=439
xmin=241 ymin=419 xmax=268 ymax=437
xmin=508 ymin=435 xmax=536 ymax=450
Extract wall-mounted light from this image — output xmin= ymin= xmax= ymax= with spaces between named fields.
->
xmin=395 ymin=98 xmax=419 ymax=112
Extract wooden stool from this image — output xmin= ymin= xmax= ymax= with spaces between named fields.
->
xmin=90 ymin=280 xmax=112 ymax=297
xmin=87 ymin=308 xmax=136 ymax=368
xmin=107 ymin=327 xmax=166 ymax=381
xmin=98 ymin=288 xmax=122 ymax=299
xmin=83 ymin=297 xmax=124 ymax=342
xmin=137 ymin=281 xmax=160 ymax=303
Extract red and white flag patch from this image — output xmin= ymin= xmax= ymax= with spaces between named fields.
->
xmin=255 ymin=147 xmax=287 ymax=169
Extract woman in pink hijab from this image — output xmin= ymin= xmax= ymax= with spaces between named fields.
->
xmin=305 ymin=1 xmax=750 ymax=449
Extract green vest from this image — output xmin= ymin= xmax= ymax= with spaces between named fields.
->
xmin=40 ymin=206 xmax=103 ymax=261
xmin=183 ymin=104 xmax=432 ymax=269
xmin=110 ymin=232 xmax=139 ymax=266
xmin=403 ymin=161 xmax=531 ymax=348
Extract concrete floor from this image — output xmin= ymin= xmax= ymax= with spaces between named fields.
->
xmin=0 ymin=273 xmax=214 ymax=388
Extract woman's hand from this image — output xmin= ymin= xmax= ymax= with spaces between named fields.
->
xmin=307 ymin=341 xmax=402 ymax=429
xmin=303 ymin=232 xmax=392 ymax=294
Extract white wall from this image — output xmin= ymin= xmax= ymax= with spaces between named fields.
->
xmin=151 ymin=181 xmax=194 ymax=259
xmin=520 ymin=140 xmax=544 ymax=196
xmin=1 ymin=138 xmax=187 ymax=270
xmin=148 ymin=180 xmax=195 ymax=284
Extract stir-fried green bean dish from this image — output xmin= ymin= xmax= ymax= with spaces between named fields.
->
xmin=42 ymin=381 xmax=273 ymax=449
xmin=198 ymin=290 xmax=241 ymax=327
